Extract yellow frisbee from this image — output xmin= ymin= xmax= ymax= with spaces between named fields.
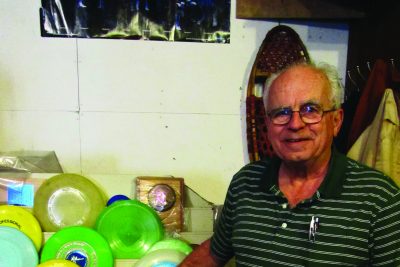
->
xmin=38 ymin=259 xmax=79 ymax=267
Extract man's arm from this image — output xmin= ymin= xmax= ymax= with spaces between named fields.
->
xmin=179 ymin=238 xmax=223 ymax=267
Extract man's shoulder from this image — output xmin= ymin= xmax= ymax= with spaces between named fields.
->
xmin=230 ymin=158 xmax=276 ymax=186
xmin=234 ymin=158 xmax=275 ymax=177
xmin=345 ymin=156 xmax=391 ymax=179
xmin=344 ymin=156 xmax=400 ymax=195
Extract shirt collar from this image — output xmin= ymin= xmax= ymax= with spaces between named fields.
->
xmin=261 ymin=146 xmax=348 ymax=199
xmin=318 ymin=146 xmax=348 ymax=198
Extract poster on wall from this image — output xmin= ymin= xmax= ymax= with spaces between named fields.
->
xmin=40 ymin=0 xmax=230 ymax=43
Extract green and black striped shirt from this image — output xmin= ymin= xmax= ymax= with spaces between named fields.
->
xmin=211 ymin=149 xmax=400 ymax=266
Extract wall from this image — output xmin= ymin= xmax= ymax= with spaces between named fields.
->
xmin=0 ymin=0 xmax=349 ymax=204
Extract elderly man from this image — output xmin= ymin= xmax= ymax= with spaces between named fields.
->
xmin=179 ymin=62 xmax=400 ymax=266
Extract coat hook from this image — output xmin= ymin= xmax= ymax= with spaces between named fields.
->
xmin=390 ymin=58 xmax=395 ymax=68
xmin=356 ymin=65 xmax=365 ymax=81
xmin=366 ymin=61 xmax=371 ymax=71
xmin=347 ymin=70 xmax=359 ymax=92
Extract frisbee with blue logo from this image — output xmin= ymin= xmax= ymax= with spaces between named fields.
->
xmin=0 ymin=226 xmax=39 ymax=267
xmin=40 ymin=226 xmax=113 ymax=267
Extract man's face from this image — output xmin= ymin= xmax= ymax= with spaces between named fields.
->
xmin=265 ymin=65 xmax=343 ymax=165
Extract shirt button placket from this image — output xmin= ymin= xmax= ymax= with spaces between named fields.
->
xmin=281 ymin=203 xmax=289 ymax=229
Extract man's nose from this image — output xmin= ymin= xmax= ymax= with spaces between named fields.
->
xmin=287 ymin=111 xmax=306 ymax=129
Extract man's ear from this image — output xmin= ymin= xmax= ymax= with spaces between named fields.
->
xmin=333 ymin=108 xmax=344 ymax=137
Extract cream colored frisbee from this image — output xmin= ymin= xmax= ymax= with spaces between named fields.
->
xmin=33 ymin=173 xmax=106 ymax=232
xmin=134 ymin=249 xmax=187 ymax=267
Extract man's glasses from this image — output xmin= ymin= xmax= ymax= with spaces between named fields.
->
xmin=267 ymin=103 xmax=337 ymax=125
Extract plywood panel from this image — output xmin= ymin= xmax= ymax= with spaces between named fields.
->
xmin=0 ymin=0 xmax=78 ymax=111
xmin=77 ymin=40 xmax=243 ymax=114
xmin=79 ymin=112 xmax=244 ymax=204
xmin=0 ymin=111 xmax=81 ymax=172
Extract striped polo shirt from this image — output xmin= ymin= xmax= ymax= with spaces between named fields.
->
xmin=211 ymin=148 xmax=400 ymax=266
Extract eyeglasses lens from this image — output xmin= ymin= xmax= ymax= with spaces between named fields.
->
xmin=269 ymin=104 xmax=323 ymax=125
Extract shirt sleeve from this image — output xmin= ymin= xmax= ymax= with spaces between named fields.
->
xmin=210 ymin=177 xmax=237 ymax=263
xmin=371 ymin=191 xmax=400 ymax=266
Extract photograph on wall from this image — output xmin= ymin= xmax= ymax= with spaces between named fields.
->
xmin=40 ymin=0 xmax=230 ymax=43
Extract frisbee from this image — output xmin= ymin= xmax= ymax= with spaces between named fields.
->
xmin=0 ymin=226 xmax=39 ymax=267
xmin=40 ymin=226 xmax=113 ymax=267
xmin=33 ymin=173 xmax=106 ymax=232
xmin=106 ymin=194 xmax=130 ymax=206
xmin=0 ymin=205 xmax=43 ymax=251
xmin=38 ymin=259 xmax=80 ymax=267
xmin=95 ymin=199 xmax=164 ymax=259
xmin=134 ymin=249 xmax=187 ymax=267
xmin=148 ymin=239 xmax=192 ymax=255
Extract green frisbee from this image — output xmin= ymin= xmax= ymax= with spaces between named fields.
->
xmin=40 ymin=226 xmax=113 ymax=267
xmin=95 ymin=199 xmax=164 ymax=259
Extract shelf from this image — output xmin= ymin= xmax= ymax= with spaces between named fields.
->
xmin=237 ymin=0 xmax=366 ymax=19
xmin=43 ymin=231 xmax=212 ymax=266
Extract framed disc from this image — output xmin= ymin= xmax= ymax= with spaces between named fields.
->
xmin=95 ymin=199 xmax=164 ymax=259
xmin=148 ymin=184 xmax=176 ymax=212
xmin=33 ymin=173 xmax=106 ymax=232
xmin=40 ymin=226 xmax=113 ymax=267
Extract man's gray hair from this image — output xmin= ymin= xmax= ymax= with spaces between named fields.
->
xmin=263 ymin=62 xmax=344 ymax=110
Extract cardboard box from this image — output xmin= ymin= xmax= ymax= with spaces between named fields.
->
xmin=0 ymin=177 xmax=45 ymax=208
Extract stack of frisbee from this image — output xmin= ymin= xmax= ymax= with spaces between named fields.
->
xmin=29 ymin=173 xmax=113 ymax=267
xmin=0 ymin=204 xmax=43 ymax=266
xmin=0 ymin=205 xmax=43 ymax=251
xmin=1 ymin=173 xmax=193 ymax=266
